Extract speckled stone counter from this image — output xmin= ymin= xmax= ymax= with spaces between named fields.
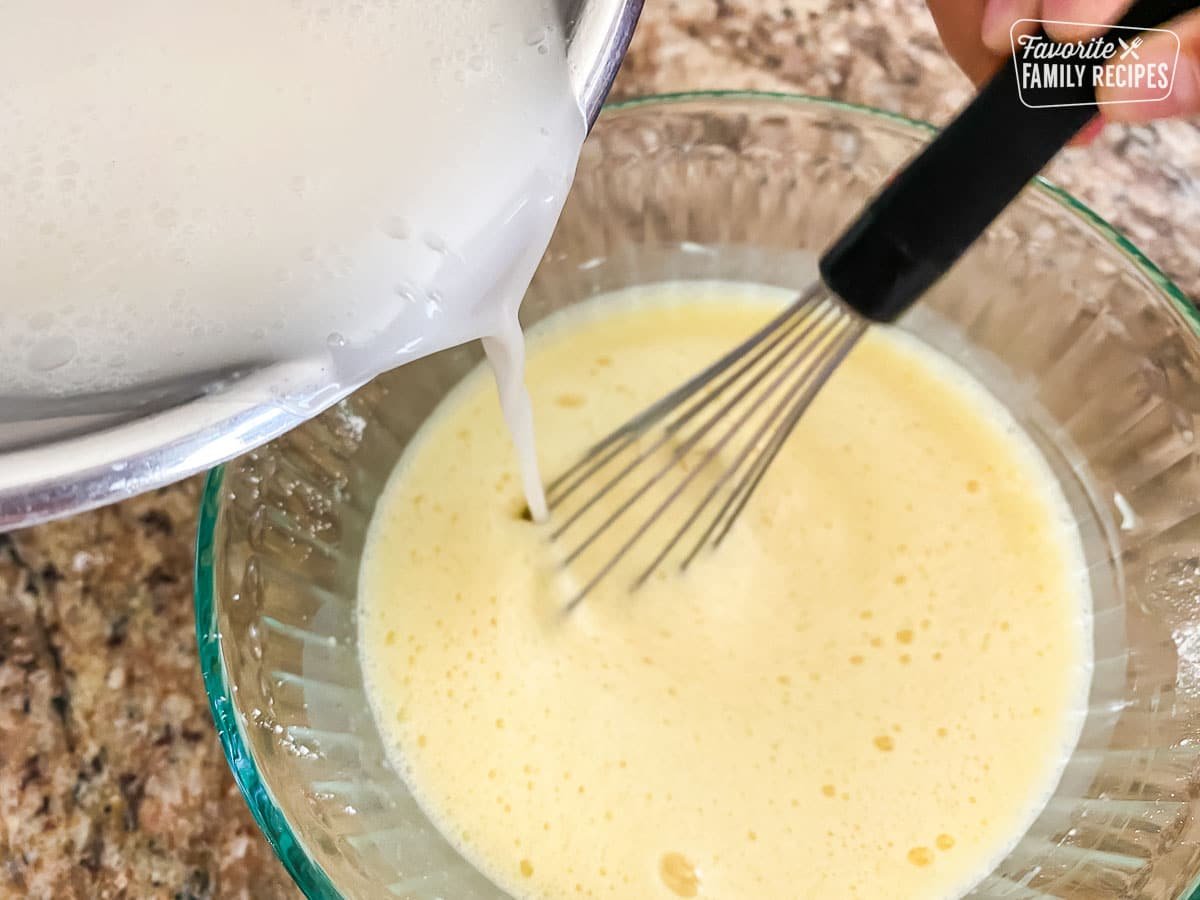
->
xmin=2 ymin=2 xmax=1197 ymax=897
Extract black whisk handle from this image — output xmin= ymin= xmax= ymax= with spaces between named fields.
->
xmin=819 ymin=0 xmax=1197 ymax=323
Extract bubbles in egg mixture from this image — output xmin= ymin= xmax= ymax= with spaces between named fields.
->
xmin=0 ymin=0 xmax=583 ymax=414
xmin=357 ymin=285 xmax=1094 ymax=900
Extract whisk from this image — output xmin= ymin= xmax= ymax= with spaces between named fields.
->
xmin=543 ymin=0 xmax=1196 ymax=609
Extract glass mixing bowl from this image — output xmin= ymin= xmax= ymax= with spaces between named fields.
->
xmin=196 ymin=93 xmax=1200 ymax=899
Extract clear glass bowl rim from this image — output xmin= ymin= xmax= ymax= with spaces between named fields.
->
xmin=193 ymin=90 xmax=1200 ymax=900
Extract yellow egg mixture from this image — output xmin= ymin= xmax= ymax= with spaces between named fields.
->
xmin=358 ymin=283 xmax=1092 ymax=899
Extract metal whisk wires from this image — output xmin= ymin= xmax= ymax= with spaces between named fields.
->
xmin=544 ymin=286 xmax=867 ymax=610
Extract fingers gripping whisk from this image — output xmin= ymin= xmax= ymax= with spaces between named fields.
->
xmin=541 ymin=287 xmax=867 ymax=611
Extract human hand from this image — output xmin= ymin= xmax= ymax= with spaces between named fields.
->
xmin=925 ymin=0 xmax=1200 ymax=136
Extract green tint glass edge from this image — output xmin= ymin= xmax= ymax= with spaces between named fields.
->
xmin=192 ymin=89 xmax=1200 ymax=900
xmin=195 ymin=466 xmax=340 ymax=899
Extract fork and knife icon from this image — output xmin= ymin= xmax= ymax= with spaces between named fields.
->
xmin=1117 ymin=36 xmax=1144 ymax=60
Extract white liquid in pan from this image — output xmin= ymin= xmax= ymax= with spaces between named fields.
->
xmin=0 ymin=0 xmax=582 ymax=483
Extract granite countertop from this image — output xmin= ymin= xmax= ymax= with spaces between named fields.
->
xmin=2 ymin=2 xmax=1197 ymax=897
